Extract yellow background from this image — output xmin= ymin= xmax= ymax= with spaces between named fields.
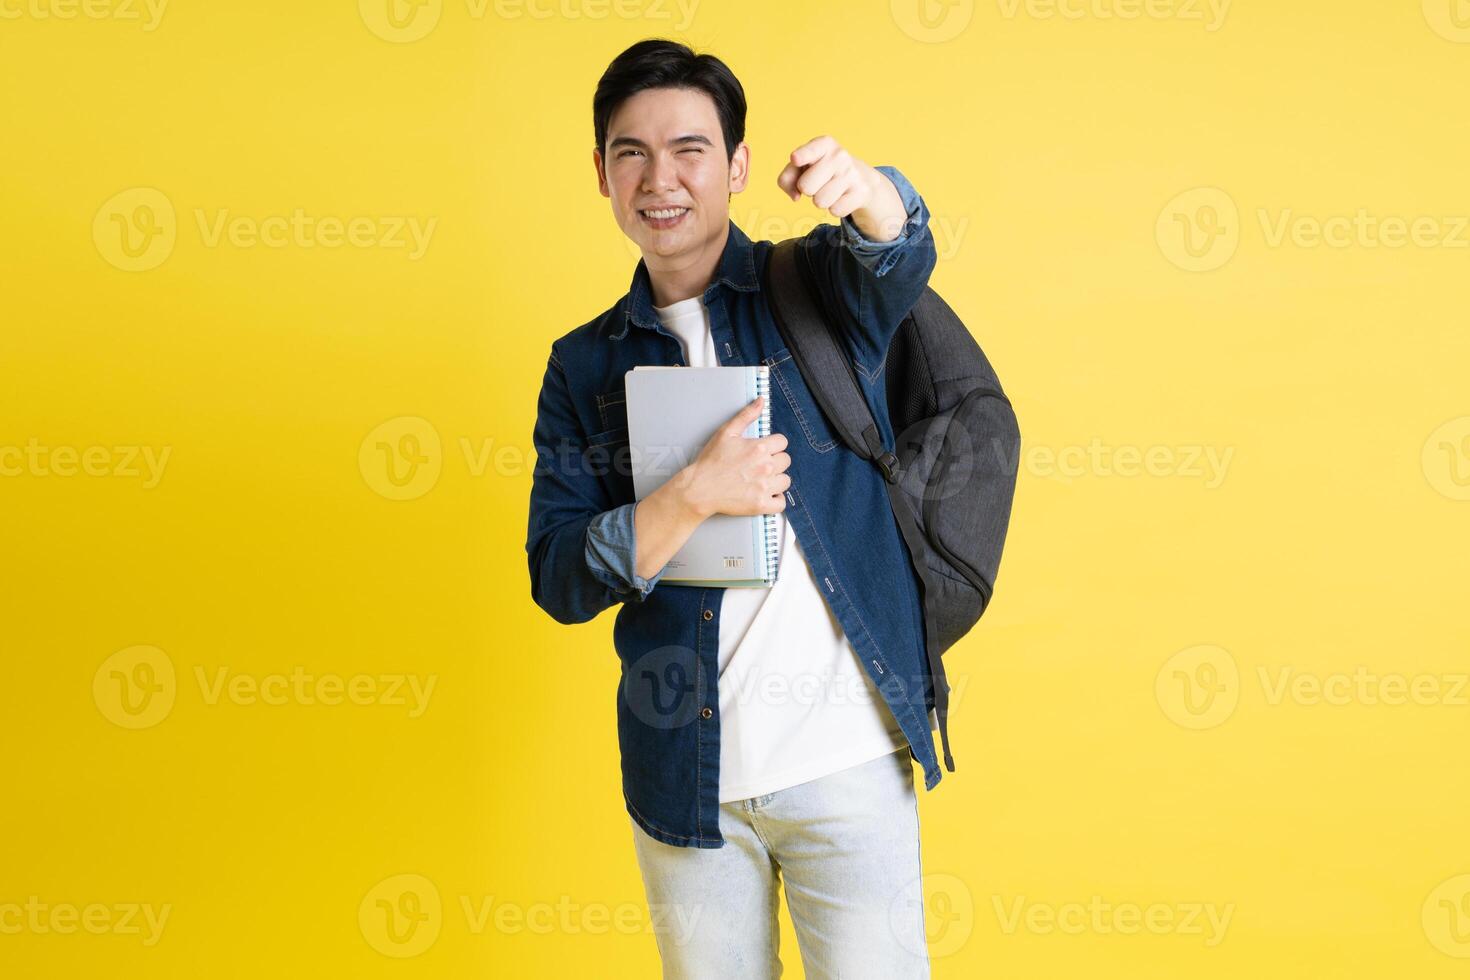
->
xmin=3 ymin=0 xmax=1469 ymax=976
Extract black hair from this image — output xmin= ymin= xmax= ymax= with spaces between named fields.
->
xmin=593 ymin=38 xmax=746 ymax=164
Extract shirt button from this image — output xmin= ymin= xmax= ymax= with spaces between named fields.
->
xmin=700 ymin=706 xmax=713 ymax=719
xmin=702 ymin=609 xmax=713 ymax=621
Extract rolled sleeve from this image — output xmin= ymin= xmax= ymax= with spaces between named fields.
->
xmin=839 ymin=165 xmax=928 ymax=278
xmin=585 ymin=501 xmax=664 ymax=600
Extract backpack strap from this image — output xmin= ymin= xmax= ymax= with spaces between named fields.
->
xmin=763 ymin=237 xmax=957 ymax=774
xmin=763 ymin=239 xmax=901 ymax=484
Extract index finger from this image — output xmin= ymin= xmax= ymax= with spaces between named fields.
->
xmin=788 ymin=135 xmax=836 ymax=169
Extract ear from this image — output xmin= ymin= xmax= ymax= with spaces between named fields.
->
xmin=727 ymin=141 xmax=751 ymax=195
xmin=593 ymin=148 xmax=609 ymax=198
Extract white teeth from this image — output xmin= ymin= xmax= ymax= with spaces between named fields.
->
xmin=643 ymin=208 xmax=688 ymax=220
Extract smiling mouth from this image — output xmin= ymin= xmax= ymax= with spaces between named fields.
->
xmin=639 ymin=207 xmax=691 ymax=228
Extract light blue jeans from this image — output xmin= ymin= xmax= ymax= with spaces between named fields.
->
xmin=628 ymin=746 xmax=930 ymax=979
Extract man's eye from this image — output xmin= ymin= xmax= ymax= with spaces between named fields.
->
xmin=618 ymin=150 xmax=642 ymax=158
xmin=680 ymin=148 xmax=702 ymax=153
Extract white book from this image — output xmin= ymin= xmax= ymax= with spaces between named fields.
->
xmin=625 ymin=365 xmax=779 ymax=587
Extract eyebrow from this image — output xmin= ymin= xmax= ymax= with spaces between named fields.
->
xmin=608 ymin=134 xmax=715 ymax=152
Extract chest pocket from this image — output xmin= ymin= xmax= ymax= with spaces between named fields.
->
xmin=584 ymin=386 xmax=634 ymax=501
xmin=591 ymin=387 xmax=628 ymax=447
xmin=763 ymin=347 xmax=838 ymax=453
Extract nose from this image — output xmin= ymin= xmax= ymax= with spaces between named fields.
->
xmin=642 ymin=151 xmax=678 ymax=193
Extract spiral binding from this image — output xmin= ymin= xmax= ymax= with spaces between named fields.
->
xmin=754 ymin=367 xmax=780 ymax=584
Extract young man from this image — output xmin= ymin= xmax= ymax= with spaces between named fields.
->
xmin=526 ymin=38 xmax=940 ymax=978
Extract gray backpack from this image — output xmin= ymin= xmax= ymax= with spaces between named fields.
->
xmin=765 ymin=238 xmax=1020 ymax=773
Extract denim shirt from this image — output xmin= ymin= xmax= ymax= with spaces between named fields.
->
xmin=527 ymin=167 xmax=941 ymax=848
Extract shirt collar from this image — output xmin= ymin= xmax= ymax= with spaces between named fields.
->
xmin=615 ymin=220 xmax=760 ymax=340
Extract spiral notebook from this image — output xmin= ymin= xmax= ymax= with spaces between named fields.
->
xmin=624 ymin=365 xmax=780 ymax=588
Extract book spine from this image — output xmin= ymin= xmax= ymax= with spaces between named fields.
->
xmin=755 ymin=367 xmax=779 ymax=582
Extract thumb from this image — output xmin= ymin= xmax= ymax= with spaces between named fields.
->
xmin=723 ymin=396 xmax=764 ymax=435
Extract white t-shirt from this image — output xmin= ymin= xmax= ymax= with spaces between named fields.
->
xmin=651 ymin=294 xmax=938 ymax=803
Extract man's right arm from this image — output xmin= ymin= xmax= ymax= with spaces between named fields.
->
xmin=527 ymin=349 xmax=789 ymax=624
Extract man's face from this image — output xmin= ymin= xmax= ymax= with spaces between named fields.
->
xmin=595 ymin=86 xmax=749 ymax=271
